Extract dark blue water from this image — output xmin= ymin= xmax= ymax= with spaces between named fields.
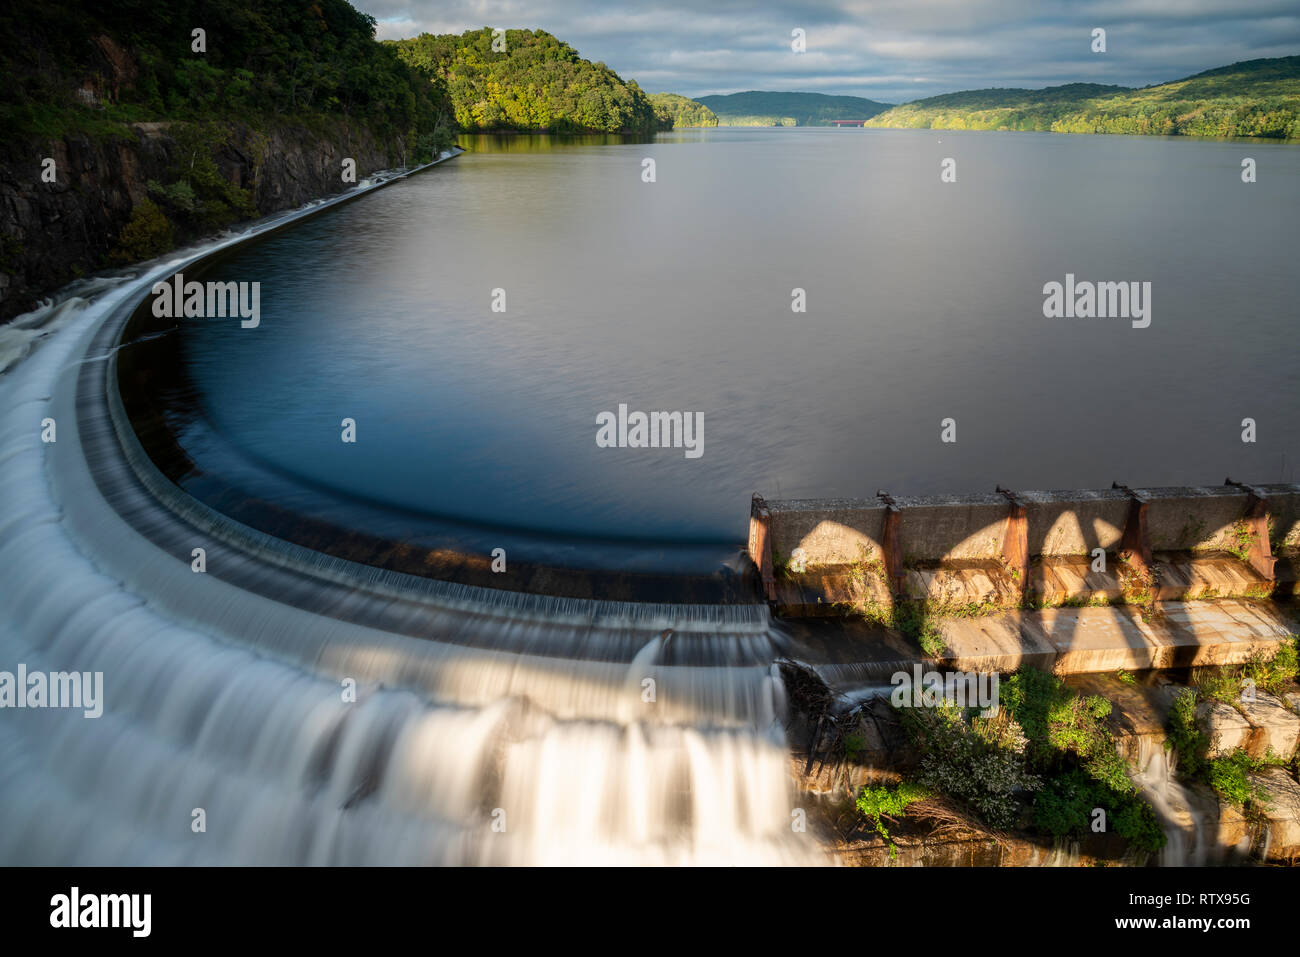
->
xmin=172 ymin=128 xmax=1300 ymax=550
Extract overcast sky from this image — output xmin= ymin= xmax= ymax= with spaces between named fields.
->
xmin=365 ymin=0 xmax=1300 ymax=103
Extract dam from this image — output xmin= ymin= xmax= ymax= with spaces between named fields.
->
xmin=1 ymin=145 xmax=1297 ymax=867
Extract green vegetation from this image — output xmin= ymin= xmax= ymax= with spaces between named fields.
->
xmin=894 ymin=603 xmax=947 ymax=658
xmin=1001 ymin=669 xmax=1165 ymax=852
xmin=145 ymin=122 xmax=255 ymax=235
xmin=855 ymin=782 xmax=929 ymax=860
xmin=391 ymin=29 xmax=659 ymax=133
xmin=0 ymin=0 xmax=452 ymax=148
xmin=1194 ymin=638 xmax=1299 ymax=705
xmin=1165 ymin=688 xmax=1270 ymax=807
xmin=866 ymin=56 xmax=1300 ymax=139
xmin=111 ymin=199 xmax=173 ymax=263
xmin=1166 ymin=640 xmax=1298 ymax=809
xmin=901 ymin=703 xmax=1040 ymax=830
xmin=696 ymin=91 xmax=892 ymax=127
xmin=0 ymin=0 xmax=456 ymax=266
xmin=888 ymin=668 xmax=1165 ymax=853
xmin=649 ymin=93 xmax=718 ymax=128
xmin=1227 ymin=520 xmax=1258 ymax=562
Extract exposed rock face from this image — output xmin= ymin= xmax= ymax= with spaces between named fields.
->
xmin=1200 ymin=692 xmax=1300 ymax=760
xmin=0 ymin=119 xmax=408 ymax=320
xmin=1251 ymin=767 xmax=1300 ymax=861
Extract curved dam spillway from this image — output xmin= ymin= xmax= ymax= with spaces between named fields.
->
xmin=0 ymin=157 xmax=819 ymax=865
xmin=4 ymin=133 xmax=1299 ymax=868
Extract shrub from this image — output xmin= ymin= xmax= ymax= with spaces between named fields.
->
xmin=112 ymin=199 xmax=173 ymax=262
xmin=1207 ymin=750 xmax=1268 ymax=807
xmin=1002 ymin=667 xmax=1166 ymax=852
xmin=1244 ymin=637 xmax=1298 ymax=697
xmin=856 ymin=782 xmax=929 ymax=859
xmin=902 ymin=704 xmax=1040 ymax=829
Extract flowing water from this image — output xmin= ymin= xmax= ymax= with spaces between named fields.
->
xmin=0 ymin=168 xmax=823 ymax=865
xmin=5 ymin=131 xmax=1294 ymax=866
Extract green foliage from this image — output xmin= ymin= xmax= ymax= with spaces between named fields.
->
xmin=901 ymin=704 xmax=1040 ymax=829
xmin=866 ymin=56 xmax=1300 ymax=139
xmin=1244 ymin=637 xmax=1299 ymax=696
xmin=856 ymin=782 xmax=929 ymax=859
xmin=0 ymin=234 xmax=25 ymax=271
xmin=883 ymin=605 xmax=946 ymax=657
xmin=1166 ymin=660 xmax=1294 ymax=807
xmin=714 ymin=114 xmax=798 ymax=127
xmin=0 ymin=0 xmax=452 ymax=147
xmin=649 ymin=93 xmax=718 ymax=128
xmin=1000 ymin=667 xmax=1166 ymax=852
xmin=1227 ymin=520 xmax=1257 ymax=562
xmin=145 ymin=123 xmax=254 ymax=233
xmin=1206 ymin=750 xmax=1269 ymax=807
xmin=1167 ymin=688 xmax=1209 ymax=778
xmin=112 ymin=198 xmax=173 ymax=262
xmin=1193 ymin=637 xmax=1299 ymax=704
xmin=697 ymin=91 xmax=892 ymax=126
xmin=892 ymin=602 xmax=947 ymax=657
xmin=392 ymin=29 xmax=659 ymax=134
xmin=843 ymin=732 xmax=867 ymax=762
xmin=896 ymin=672 xmax=1166 ymax=851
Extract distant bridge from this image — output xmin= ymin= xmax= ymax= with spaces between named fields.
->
xmin=829 ymin=119 xmax=868 ymax=126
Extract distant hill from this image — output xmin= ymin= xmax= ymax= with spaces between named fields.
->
xmin=865 ymin=55 xmax=1300 ymax=138
xmin=391 ymin=29 xmax=660 ymax=133
xmin=650 ymin=93 xmax=718 ymax=128
xmin=696 ymin=91 xmax=892 ymax=126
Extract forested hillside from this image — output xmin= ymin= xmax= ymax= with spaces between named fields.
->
xmin=697 ymin=91 xmax=892 ymax=126
xmin=865 ymin=56 xmax=1300 ymax=138
xmin=0 ymin=0 xmax=451 ymax=147
xmin=392 ymin=29 xmax=660 ymax=133
xmin=0 ymin=0 xmax=455 ymax=319
xmin=650 ymin=93 xmax=718 ymax=128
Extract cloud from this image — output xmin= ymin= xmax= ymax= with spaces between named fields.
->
xmin=367 ymin=0 xmax=1300 ymax=102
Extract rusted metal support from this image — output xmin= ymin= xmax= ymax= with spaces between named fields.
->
xmin=1225 ymin=478 xmax=1277 ymax=581
xmin=748 ymin=493 xmax=776 ymax=602
xmin=1113 ymin=482 xmax=1154 ymax=577
xmin=877 ymin=490 xmax=906 ymax=597
xmin=996 ymin=486 xmax=1030 ymax=599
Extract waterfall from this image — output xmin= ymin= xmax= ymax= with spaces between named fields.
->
xmin=1128 ymin=735 xmax=1250 ymax=866
xmin=0 ymin=206 xmax=823 ymax=865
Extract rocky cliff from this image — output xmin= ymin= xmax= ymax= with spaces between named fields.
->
xmin=0 ymin=119 xmax=413 ymax=320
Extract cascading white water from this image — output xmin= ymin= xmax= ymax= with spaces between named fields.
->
xmin=1128 ymin=735 xmax=1251 ymax=866
xmin=0 ymin=183 xmax=824 ymax=865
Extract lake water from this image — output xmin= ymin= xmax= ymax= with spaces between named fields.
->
xmin=165 ymin=128 xmax=1300 ymax=558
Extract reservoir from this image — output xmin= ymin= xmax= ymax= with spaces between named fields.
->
xmin=143 ymin=127 xmax=1300 ymax=563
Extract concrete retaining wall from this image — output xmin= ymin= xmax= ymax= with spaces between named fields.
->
xmin=766 ymin=484 xmax=1300 ymax=567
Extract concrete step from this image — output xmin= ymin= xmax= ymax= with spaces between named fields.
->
xmin=937 ymin=600 xmax=1296 ymax=674
xmin=775 ymin=551 xmax=1277 ymax=618
xmin=780 ymin=599 xmax=1298 ymax=677
xmin=1151 ymin=551 xmax=1270 ymax=600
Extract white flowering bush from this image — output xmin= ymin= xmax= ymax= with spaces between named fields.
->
xmin=902 ymin=704 xmax=1040 ymax=829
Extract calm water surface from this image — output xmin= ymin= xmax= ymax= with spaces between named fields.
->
xmin=177 ymin=128 xmax=1300 ymax=551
